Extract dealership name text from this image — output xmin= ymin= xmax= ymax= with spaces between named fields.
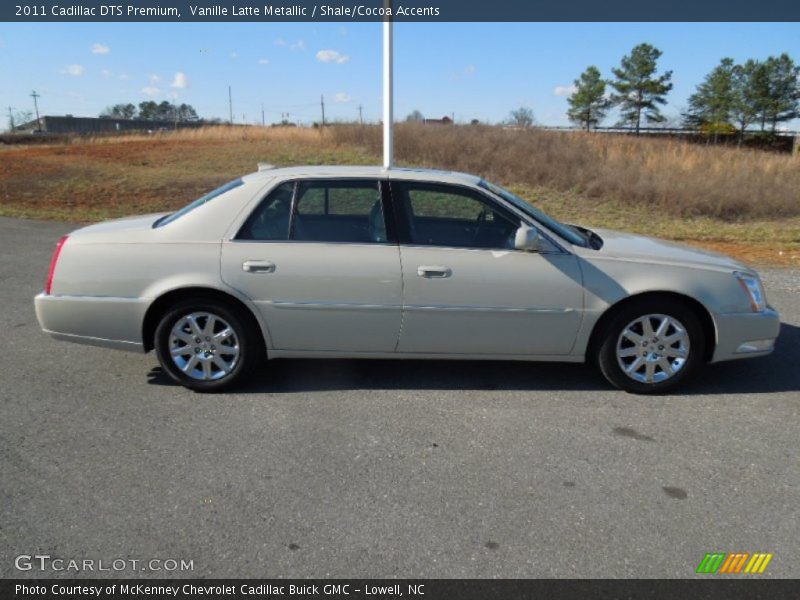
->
xmin=15 ymin=584 xmax=416 ymax=596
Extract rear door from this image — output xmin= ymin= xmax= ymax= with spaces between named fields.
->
xmin=221 ymin=178 xmax=402 ymax=353
xmin=390 ymin=180 xmax=584 ymax=356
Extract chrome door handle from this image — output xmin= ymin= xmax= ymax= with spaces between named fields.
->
xmin=417 ymin=265 xmax=452 ymax=278
xmin=242 ymin=260 xmax=276 ymax=273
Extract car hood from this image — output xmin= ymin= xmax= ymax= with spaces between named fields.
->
xmin=588 ymin=228 xmax=749 ymax=272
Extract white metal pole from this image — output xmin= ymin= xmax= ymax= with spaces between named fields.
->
xmin=382 ymin=15 xmax=393 ymax=169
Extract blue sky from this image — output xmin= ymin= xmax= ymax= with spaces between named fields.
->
xmin=1 ymin=22 xmax=799 ymax=127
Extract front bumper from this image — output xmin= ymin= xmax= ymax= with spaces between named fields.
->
xmin=711 ymin=306 xmax=781 ymax=363
xmin=34 ymin=292 xmax=148 ymax=353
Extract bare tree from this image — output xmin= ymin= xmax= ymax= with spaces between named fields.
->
xmin=508 ymin=107 xmax=534 ymax=128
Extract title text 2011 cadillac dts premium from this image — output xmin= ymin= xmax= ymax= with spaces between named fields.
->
xmin=35 ymin=166 xmax=780 ymax=394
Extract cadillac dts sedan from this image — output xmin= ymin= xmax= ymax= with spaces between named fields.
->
xmin=35 ymin=166 xmax=780 ymax=394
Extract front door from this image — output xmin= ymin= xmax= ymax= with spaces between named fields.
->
xmin=221 ymin=178 xmax=402 ymax=353
xmin=391 ymin=181 xmax=584 ymax=356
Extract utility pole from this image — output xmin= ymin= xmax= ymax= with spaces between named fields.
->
xmin=320 ymin=95 xmax=326 ymax=127
xmin=30 ymin=91 xmax=41 ymax=131
xmin=7 ymin=106 xmax=14 ymax=132
xmin=261 ymin=104 xmax=265 ymax=126
xmin=382 ymin=1 xmax=393 ymax=168
xmin=358 ymin=104 xmax=363 ymax=125
xmin=228 ymin=86 xmax=233 ymax=124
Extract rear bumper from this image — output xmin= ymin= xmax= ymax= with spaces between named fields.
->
xmin=34 ymin=292 xmax=147 ymax=353
xmin=711 ymin=306 xmax=781 ymax=363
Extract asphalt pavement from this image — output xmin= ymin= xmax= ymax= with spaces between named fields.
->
xmin=1 ymin=216 xmax=798 ymax=578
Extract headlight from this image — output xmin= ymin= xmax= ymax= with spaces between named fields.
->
xmin=734 ymin=271 xmax=766 ymax=312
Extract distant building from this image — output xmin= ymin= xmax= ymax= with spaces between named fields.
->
xmin=424 ymin=116 xmax=453 ymax=125
xmin=14 ymin=115 xmax=203 ymax=134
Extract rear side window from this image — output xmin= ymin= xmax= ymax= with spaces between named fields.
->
xmin=238 ymin=179 xmax=388 ymax=244
xmin=154 ymin=179 xmax=244 ymax=227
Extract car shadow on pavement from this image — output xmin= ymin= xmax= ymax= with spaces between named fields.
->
xmin=147 ymin=322 xmax=800 ymax=396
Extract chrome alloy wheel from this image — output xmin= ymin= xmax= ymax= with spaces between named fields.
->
xmin=168 ymin=312 xmax=240 ymax=381
xmin=616 ymin=313 xmax=690 ymax=384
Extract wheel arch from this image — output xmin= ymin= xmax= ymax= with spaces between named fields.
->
xmin=142 ymin=286 xmax=269 ymax=354
xmin=585 ymin=291 xmax=717 ymax=364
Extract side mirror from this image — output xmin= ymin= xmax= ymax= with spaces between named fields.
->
xmin=514 ymin=225 xmax=542 ymax=251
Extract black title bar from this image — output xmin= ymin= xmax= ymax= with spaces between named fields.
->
xmin=4 ymin=580 xmax=800 ymax=600
xmin=3 ymin=0 xmax=800 ymax=22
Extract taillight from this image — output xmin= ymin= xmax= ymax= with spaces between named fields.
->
xmin=45 ymin=235 xmax=69 ymax=295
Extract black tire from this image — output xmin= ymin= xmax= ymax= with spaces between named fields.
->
xmin=154 ymin=298 xmax=262 ymax=392
xmin=597 ymin=298 xmax=706 ymax=394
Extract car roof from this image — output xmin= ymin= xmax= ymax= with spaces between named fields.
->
xmin=241 ymin=165 xmax=482 ymax=186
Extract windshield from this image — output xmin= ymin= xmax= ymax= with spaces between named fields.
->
xmin=154 ymin=178 xmax=244 ymax=227
xmin=478 ymin=179 xmax=588 ymax=247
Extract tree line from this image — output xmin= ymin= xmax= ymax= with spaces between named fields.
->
xmin=100 ymin=101 xmax=200 ymax=123
xmin=563 ymin=44 xmax=799 ymax=142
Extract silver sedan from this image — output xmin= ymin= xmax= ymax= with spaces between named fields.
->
xmin=35 ymin=166 xmax=780 ymax=394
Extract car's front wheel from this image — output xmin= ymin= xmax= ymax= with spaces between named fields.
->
xmin=597 ymin=299 xmax=706 ymax=394
xmin=154 ymin=299 xmax=260 ymax=392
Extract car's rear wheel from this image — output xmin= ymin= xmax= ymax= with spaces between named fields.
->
xmin=597 ymin=299 xmax=706 ymax=394
xmin=154 ymin=299 xmax=260 ymax=392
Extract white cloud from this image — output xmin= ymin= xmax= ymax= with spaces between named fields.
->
xmin=339 ymin=27 xmax=348 ymax=36
xmin=118 ymin=73 xmax=129 ymax=81
xmin=101 ymin=68 xmax=113 ymax=78
xmin=334 ymin=93 xmax=351 ymax=103
xmin=61 ymin=64 xmax=85 ymax=76
xmin=167 ymin=91 xmax=180 ymax=100
xmin=148 ymin=74 xmax=161 ymax=84
xmin=141 ymin=87 xmax=160 ymax=96
xmin=171 ymin=71 xmax=189 ymax=89
xmin=91 ymin=43 xmax=110 ymax=55
xmin=553 ymin=85 xmax=577 ymax=97
xmin=230 ymin=51 xmax=238 ymax=59
xmin=258 ymin=58 xmax=270 ymax=65
xmin=275 ymin=37 xmax=305 ymax=50
xmin=316 ymin=49 xmax=350 ymax=64
xmin=464 ymin=65 xmax=476 ymax=75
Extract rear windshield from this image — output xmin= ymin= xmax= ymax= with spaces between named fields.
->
xmin=154 ymin=179 xmax=244 ymax=228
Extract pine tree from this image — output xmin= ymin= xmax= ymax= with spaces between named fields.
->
xmin=610 ymin=44 xmax=673 ymax=135
xmin=763 ymin=54 xmax=800 ymax=132
xmin=730 ymin=60 xmax=762 ymax=145
xmin=683 ymin=58 xmax=735 ymax=143
xmin=567 ymin=66 xmax=610 ymax=131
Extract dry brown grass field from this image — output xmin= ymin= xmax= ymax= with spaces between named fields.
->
xmin=1 ymin=124 xmax=798 ymax=265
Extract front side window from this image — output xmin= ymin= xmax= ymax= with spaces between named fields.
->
xmin=237 ymin=179 xmax=387 ymax=244
xmin=478 ymin=179 xmax=588 ymax=247
xmin=393 ymin=182 xmax=519 ymax=249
